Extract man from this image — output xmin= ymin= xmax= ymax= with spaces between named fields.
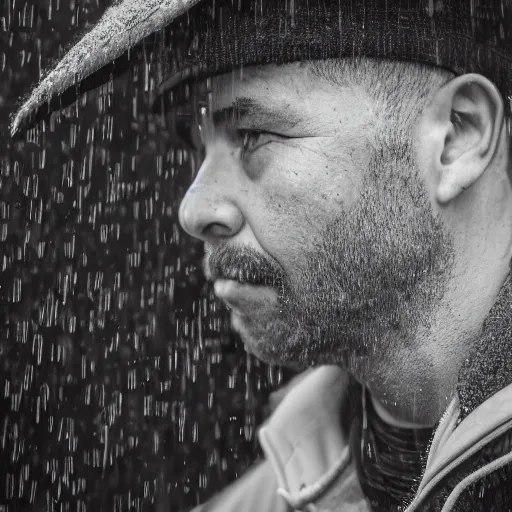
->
xmin=10 ymin=0 xmax=512 ymax=511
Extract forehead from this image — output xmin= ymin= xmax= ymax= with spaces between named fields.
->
xmin=210 ymin=63 xmax=310 ymax=106
xmin=207 ymin=62 xmax=372 ymax=120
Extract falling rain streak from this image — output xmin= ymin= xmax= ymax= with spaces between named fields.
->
xmin=0 ymin=1 xmax=291 ymax=511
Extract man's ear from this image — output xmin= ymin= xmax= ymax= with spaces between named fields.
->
xmin=422 ymin=73 xmax=505 ymax=205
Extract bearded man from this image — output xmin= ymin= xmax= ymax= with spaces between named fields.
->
xmin=11 ymin=0 xmax=512 ymax=511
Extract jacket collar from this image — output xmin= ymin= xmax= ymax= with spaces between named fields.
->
xmin=257 ymin=366 xmax=369 ymax=510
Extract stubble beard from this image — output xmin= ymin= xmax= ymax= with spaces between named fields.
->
xmin=224 ymin=141 xmax=455 ymax=381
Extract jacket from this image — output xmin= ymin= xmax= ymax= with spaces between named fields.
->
xmin=190 ymin=359 xmax=512 ymax=512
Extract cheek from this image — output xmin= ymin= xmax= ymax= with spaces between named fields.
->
xmin=251 ymin=188 xmax=332 ymax=273
xmin=258 ymin=191 xmax=312 ymax=244
xmin=260 ymin=156 xmax=361 ymax=226
xmin=244 ymin=141 xmax=365 ymax=266
xmin=289 ymin=144 xmax=363 ymax=204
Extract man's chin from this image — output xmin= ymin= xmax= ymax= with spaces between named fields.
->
xmin=230 ymin=311 xmax=311 ymax=370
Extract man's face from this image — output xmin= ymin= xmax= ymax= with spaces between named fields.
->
xmin=178 ymin=62 xmax=453 ymax=375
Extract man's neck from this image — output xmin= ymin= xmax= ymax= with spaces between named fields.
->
xmin=370 ymin=393 xmax=437 ymax=429
xmin=358 ymin=342 xmax=461 ymax=427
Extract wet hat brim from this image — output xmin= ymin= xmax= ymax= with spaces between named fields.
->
xmin=10 ymin=0 xmax=202 ymax=137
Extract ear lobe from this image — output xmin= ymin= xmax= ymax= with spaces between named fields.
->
xmin=429 ymin=74 xmax=505 ymax=205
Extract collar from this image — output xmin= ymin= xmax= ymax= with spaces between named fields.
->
xmin=407 ymin=383 xmax=512 ymax=511
xmin=257 ymin=366 xmax=364 ymax=509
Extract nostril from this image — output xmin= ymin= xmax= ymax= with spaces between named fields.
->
xmin=204 ymin=222 xmax=235 ymax=238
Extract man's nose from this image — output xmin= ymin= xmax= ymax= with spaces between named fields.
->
xmin=178 ymin=157 xmax=245 ymax=243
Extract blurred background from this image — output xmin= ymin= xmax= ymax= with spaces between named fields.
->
xmin=0 ymin=1 xmax=295 ymax=510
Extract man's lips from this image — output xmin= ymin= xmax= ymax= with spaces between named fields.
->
xmin=213 ymin=278 xmax=279 ymax=311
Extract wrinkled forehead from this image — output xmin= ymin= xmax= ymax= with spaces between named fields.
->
xmin=168 ymin=61 xmax=373 ymax=138
xmin=168 ymin=62 xmax=318 ymax=129
xmin=182 ymin=61 xmax=367 ymax=124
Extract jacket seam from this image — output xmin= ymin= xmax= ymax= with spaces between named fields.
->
xmin=440 ymin=449 xmax=512 ymax=512
xmin=406 ymin=418 xmax=512 ymax=511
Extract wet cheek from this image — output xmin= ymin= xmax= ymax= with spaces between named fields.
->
xmin=249 ymin=146 xmax=352 ymax=237
xmin=262 ymin=190 xmax=322 ymax=248
xmin=260 ymin=161 xmax=344 ymax=219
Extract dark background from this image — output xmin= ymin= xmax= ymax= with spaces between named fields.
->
xmin=0 ymin=1 xmax=294 ymax=510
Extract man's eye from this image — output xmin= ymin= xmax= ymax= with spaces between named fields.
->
xmin=237 ymin=130 xmax=288 ymax=155
xmin=240 ymin=130 xmax=263 ymax=153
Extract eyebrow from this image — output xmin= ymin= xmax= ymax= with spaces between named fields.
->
xmin=211 ymin=96 xmax=305 ymax=132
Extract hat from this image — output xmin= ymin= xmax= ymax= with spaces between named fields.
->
xmin=10 ymin=0 xmax=512 ymax=137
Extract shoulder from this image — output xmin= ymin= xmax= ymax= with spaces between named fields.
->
xmin=408 ymin=385 xmax=512 ymax=511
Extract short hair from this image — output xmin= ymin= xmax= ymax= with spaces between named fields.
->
xmin=311 ymin=58 xmax=512 ymax=183
xmin=309 ymin=58 xmax=455 ymax=144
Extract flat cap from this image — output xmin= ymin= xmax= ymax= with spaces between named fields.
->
xmin=10 ymin=0 xmax=512 ymax=136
